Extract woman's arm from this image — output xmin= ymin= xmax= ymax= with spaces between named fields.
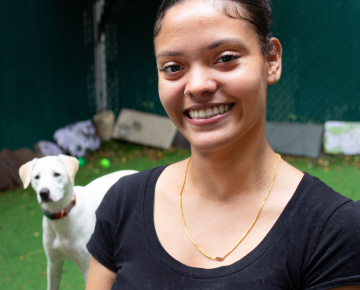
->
xmin=86 ymin=256 xmax=117 ymax=290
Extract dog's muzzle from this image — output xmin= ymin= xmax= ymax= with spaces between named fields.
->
xmin=40 ymin=188 xmax=51 ymax=202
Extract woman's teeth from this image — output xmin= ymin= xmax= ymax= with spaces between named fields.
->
xmin=188 ymin=104 xmax=230 ymax=119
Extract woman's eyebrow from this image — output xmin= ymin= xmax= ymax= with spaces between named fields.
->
xmin=156 ymin=51 xmax=182 ymax=59
xmin=205 ymin=37 xmax=247 ymax=51
xmin=156 ymin=38 xmax=247 ymax=59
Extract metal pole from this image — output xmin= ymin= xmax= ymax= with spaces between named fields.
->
xmin=93 ymin=0 xmax=107 ymax=113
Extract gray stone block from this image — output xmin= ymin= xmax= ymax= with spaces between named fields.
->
xmin=93 ymin=110 xmax=115 ymax=141
xmin=265 ymin=122 xmax=324 ymax=158
xmin=112 ymin=109 xmax=178 ymax=149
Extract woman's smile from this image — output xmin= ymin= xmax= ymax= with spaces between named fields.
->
xmin=186 ymin=103 xmax=234 ymax=120
xmin=183 ymin=102 xmax=236 ymax=127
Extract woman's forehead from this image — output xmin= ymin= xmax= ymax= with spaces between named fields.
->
xmin=154 ymin=1 xmax=257 ymax=53
xmin=162 ymin=0 xmax=239 ymax=27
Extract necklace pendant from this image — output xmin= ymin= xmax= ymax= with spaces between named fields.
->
xmin=215 ymin=257 xmax=224 ymax=261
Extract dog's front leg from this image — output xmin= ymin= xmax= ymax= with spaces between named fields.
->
xmin=47 ymin=258 xmax=64 ymax=290
xmin=73 ymin=249 xmax=91 ymax=284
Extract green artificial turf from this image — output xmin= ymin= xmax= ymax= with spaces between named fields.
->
xmin=283 ymin=154 xmax=360 ymax=201
xmin=0 ymin=140 xmax=359 ymax=289
xmin=0 ymin=141 xmax=190 ymax=290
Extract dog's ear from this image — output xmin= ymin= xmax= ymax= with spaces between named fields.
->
xmin=19 ymin=158 xmax=38 ymax=189
xmin=57 ymin=154 xmax=79 ymax=183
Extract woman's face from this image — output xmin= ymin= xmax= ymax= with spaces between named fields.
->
xmin=154 ymin=0 xmax=280 ymax=152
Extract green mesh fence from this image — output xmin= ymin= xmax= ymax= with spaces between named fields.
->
xmin=104 ymin=0 xmax=165 ymax=116
xmin=104 ymin=0 xmax=360 ymax=123
xmin=2 ymin=0 xmax=359 ymax=151
xmin=268 ymin=0 xmax=360 ymax=123
xmin=0 ymin=0 xmax=95 ymax=150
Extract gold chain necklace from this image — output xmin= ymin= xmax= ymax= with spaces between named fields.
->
xmin=179 ymin=154 xmax=281 ymax=261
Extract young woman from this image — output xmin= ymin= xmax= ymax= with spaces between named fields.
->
xmin=86 ymin=0 xmax=360 ymax=289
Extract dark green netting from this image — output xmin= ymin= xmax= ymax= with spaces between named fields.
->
xmin=0 ymin=0 xmax=95 ymax=150
xmin=104 ymin=0 xmax=164 ymax=117
xmin=2 ymin=0 xmax=360 ymax=151
xmin=104 ymin=0 xmax=360 ymax=123
xmin=268 ymin=0 xmax=360 ymax=123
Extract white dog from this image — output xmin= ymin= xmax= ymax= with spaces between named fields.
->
xmin=19 ymin=154 xmax=137 ymax=290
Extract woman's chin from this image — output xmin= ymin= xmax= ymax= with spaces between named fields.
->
xmin=188 ymin=134 xmax=238 ymax=154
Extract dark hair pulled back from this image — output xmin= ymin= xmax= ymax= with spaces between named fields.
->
xmin=154 ymin=0 xmax=274 ymax=55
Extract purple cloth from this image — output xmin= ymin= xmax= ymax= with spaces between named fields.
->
xmin=53 ymin=120 xmax=101 ymax=157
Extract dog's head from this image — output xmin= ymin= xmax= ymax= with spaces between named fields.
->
xmin=19 ymin=154 xmax=79 ymax=204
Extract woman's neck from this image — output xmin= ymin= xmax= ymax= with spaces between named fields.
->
xmin=187 ymin=132 xmax=279 ymax=203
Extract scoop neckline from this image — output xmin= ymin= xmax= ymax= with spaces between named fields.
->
xmin=143 ymin=165 xmax=314 ymax=278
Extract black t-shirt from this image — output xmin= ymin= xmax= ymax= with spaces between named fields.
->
xmin=87 ymin=166 xmax=360 ymax=289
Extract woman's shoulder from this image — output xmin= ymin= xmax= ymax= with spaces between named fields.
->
xmin=295 ymin=175 xmax=360 ymax=288
xmin=277 ymin=173 xmax=360 ymax=288
xmin=288 ymin=172 xmax=360 ymax=248
xmin=299 ymin=172 xmax=355 ymax=210
xmin=280 ymin=171 xmax=360 ymax=249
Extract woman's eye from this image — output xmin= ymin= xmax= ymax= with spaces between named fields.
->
xmin=160 ymin=65 xmax=184 ymax=73
xmin=217 ymin=54 xmax=239 ymax=64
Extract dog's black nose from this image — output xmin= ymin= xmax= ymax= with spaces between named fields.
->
xmin=40 ymin=188 xmax=50 ymax=201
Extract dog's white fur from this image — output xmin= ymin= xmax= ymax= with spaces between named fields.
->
xmin=19 ymin=154 xmax=137 ymax=290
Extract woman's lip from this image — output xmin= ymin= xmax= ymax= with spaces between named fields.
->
xmin=185 ymin=104 xmax=233 ymax=125
xmin=184 ymin=102 xmax=234 ymax=112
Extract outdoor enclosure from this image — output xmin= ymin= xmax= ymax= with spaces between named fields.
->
xmin=0 ymin=0 xmax=95 ymax=150
xmin=1 ymin=0 xmax=360 ymax=150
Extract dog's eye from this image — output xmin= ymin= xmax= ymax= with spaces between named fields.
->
xmin=34 ymin=175 xmax=40 ymax=180
xmin=54 ymin=173 xmax=61 ymax=177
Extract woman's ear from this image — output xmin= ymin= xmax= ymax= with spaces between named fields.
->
xmin=266 ymin=38 xmax=282 ymax=85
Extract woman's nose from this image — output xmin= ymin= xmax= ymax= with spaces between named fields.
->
xmin=185 ymin=66 xmax=217 ymax=98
